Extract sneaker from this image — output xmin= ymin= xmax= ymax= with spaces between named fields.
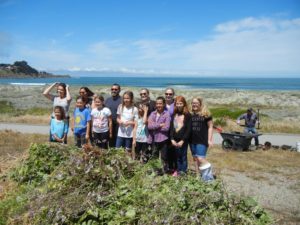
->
xmin=172 ymin=171 xmax=178 ymax=177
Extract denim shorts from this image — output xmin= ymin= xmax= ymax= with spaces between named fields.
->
xmin=190 ymin=144 xmax=207 ymax=158
xmin=116 ymin=136 xmax=133 ymax=151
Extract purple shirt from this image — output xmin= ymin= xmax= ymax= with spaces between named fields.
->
xmin=166 ymin=102 xmax=174 ymax=117
xmin=148 ymin=110 xmax=171 ymax=143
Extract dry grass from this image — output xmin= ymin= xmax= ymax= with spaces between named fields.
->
xmin=218 ymin=117 xmax=300 ymax=134
xmin=0 ymin=130 xmax=48 ymax=173
xmin=0 ymin=131 xmax=48 ymax=199
xmin=0 ymin=114 xmax=50 ymax=125
xmin=207 ymin=146 xmax=300 ymax=175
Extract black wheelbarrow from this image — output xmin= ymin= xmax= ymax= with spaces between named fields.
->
xmin=220 ymin=132 xmax=262 ymax=151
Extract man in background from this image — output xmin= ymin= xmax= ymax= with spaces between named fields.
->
xmin=105 ymin=84 xmax=122 ymax=148
xmin=237 ymin=108 xmax=260 ymax=146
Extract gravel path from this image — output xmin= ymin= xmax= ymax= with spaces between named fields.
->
xmin=1 ymin=122 xmax=299 ymax=147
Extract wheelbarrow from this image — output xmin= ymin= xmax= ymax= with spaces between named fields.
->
xmin=220 ymin=131 xmax=262 ymax=151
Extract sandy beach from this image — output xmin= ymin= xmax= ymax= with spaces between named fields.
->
xmin=1 ymin=84 xmax=300 ymax=129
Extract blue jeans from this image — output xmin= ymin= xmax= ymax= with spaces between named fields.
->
xmin=175 ymin=143 xmax=188 ymax=173
xmin=244 ymin=127 xmax=259 ymax=146
xmin=116 ymin=136 xmax=133 ymax=151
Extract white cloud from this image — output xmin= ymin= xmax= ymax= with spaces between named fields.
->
xmin=184 ymin=17 xmax=300 ymax=74
xmin=7 ymin=16 xmax=300 ymax=76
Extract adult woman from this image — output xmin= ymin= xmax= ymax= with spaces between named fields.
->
xmin=79 ymin=87 xmax=95 ymax=108
xmin=170 ymin=96 xmax=191 ymax=176
xmin=164 ymin=87 xmax=177 ymax=172
xmin=43 ymin=82 xmax=72 ymax=115
xmin=189 ymin=97 xmax=214 ymax=181
xmin=43 ymin=82 xmax=72 ymax=143
xmin=164 ymin=87 xmax=175 ymax=116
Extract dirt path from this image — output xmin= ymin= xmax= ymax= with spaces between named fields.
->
xmin=220 ymin=169 xmax=300 ymax=224
xmin=1 ymin=122 xmax=299 ymax=147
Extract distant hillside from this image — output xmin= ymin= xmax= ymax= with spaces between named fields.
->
xmin=0 ymin=61 xmax=70 ymax=78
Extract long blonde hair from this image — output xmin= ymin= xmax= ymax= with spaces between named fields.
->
xmin=192 ymin=97 xmax=211 ymax=118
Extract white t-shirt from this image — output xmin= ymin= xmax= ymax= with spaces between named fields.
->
xmin=91 ymin=107 xmax=111 ymax=133
xmin=136 ymin=117 xmax=148 ymax=143
xmin=52 ymin=96 xmax=70 ymax=117
xmin=117 ymin=105 xmax=138 ymax=138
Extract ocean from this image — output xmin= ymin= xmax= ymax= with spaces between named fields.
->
xmin=0 ymin=76 xmax=300 ymax=91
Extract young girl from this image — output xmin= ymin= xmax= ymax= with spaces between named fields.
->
xmin=116 ymin=91 xmax=138 ymax=153
xmin=50 ymin=106 xmax=68 ymax=143
xmin=134 ymin=103 xmax=149 ymax=162
xmin=189 ymin=97 xmax=214 ymax=181
xmin=148 ymin=96 xmax=171 ymax=173
xmin=71 ymin=96 xmax=91 ymax=148
xmin=90 ymin=95 xmax=112 ymax=149
xmin=170 ymin=96 xmax=191 ymax=176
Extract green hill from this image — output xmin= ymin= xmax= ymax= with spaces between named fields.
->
xmin=0 ymin=61 xmax=70 ymax=78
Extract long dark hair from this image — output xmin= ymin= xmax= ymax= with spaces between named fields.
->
xmin=80 ymin=87 xmax=94 ymax=97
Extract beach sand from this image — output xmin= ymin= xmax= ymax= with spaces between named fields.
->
xmin=1 ymin=84 xmax=300 ymax=124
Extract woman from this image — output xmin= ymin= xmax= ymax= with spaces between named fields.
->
xmin=43 ymin=82 xmax=72 ymax=117
xmin=189 ymin=97 xmax=214 ymax=181
xmin=170 ymin=96 xmax=191 ymax=176
xmin=164 ymin=87 xmax=177 ymax=172
xmin=79 ymin=87 xmax=95 ymax=108
xmin=164 ymin=87 xmax=175 ymax=116
xmin=43 ymin=82 xmax=72 ymax=143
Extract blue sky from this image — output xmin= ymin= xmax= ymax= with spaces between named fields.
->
xmin=0 ymin=0 xmax=300 ymax=77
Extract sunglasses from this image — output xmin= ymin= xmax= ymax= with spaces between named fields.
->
xmin=111 ymin=88 xmax=119 ymax=91
xmin=165 ymin=93 xmax=173 ymax=96
xmin=140 ymin=93 xmax=147 ymax=96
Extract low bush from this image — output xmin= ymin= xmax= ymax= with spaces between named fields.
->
xmin=2 ymin=143 xmax=271 ymax=224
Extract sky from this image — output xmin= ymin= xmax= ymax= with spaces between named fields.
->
xmin=0 ymin=0 xmax=300 ymax=77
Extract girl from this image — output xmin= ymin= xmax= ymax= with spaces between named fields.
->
xmin=71 ymin=96 xmax=91 ymax=148
xmin=116 ymin=91 xmax=138 ymax=153
xmin=170 ymin=96 xmax=191 ymax=176
xmin=91 ymin=95 xmax=112 ymax=149
xmin=134 ymin=103 xmax=149 ymax=162
xmin=189 ymin=97 xmax=214 ymax=181
xmin=50 ymin=106 xmax=68 ymax=143
xmin=43 ymin=82 xmax=72 ymax=143
xmin=148 ymin=96 xmax=171 ymax=173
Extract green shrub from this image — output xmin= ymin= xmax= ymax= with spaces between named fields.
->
xmin=11 ymin=143 xmax=72 ymax=184
xmin=210 ymin=107 xmax=245 ymax=120
xmin=3 ymin=143 xmax=272 ymax=224
xmin=0 ymin=100 xmax=15 ymax=114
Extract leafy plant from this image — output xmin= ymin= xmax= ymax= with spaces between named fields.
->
xmin=11 ymin=143 xmax=71 ymax=184
xmin=3 ymin=143 xmax=272 ymax=224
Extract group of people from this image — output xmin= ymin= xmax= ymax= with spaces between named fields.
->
xmin=42 ymin=82 xmax=221 ymax=181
